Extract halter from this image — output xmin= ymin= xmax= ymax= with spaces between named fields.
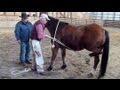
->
xmin=52 ymin=20 xmax=60 ymax=48
xmin=50 ymin=20 xmax=72 ymax=50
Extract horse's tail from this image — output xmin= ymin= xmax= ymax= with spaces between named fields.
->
xmin=98 ymin=30 xmax=110 ymax=79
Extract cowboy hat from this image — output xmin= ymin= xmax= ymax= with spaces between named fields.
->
xmin=19 ymin=12 xmax=30 ymax=19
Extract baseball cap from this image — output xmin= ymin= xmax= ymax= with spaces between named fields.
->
xmin=40 ymin=14 xmax=50 ymax=20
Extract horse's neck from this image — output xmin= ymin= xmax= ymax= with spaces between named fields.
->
xmin=47 ymin=21 xmax=68 ymax=37
xmin=47 ymin=28 xmax=55 ymax=37
xmin=47 ymin=22 xmax=58 ymax=37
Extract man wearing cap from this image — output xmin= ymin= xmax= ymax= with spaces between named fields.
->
xmin=30 ymin=14 xmax=50 ymax=75
xmin=15 ymin=12 xmax=33 ymax=65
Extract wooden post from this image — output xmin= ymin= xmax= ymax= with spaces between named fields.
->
xmin=56 ymin=12 xmax=58 ymax=18
xmin=70 ymin=12 xmax=72 ymax=23
xmin=36 ymin=12 xmax=38 ymax=17
xmin=64 ymin=12 xmax=65 ymax=18
xmin=29 ymin=12 xmax=32 ymax=16
xmin=101 ymin=12 xmax=103 ymax=20
xmin=52 ymin=12 xmax=54 ymax=16
xmin=3 ymin=12 xmax=6 ymax=15
xmin=14 ymin=12 xmax=16 ymax=16
xmin=113 ymin=12 xmax=116 ymax=21
xmin=67 ymin=12 xmax=70 ymax=18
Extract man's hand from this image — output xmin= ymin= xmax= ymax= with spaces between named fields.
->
xmin=35 ymin=51 xmax=41 ymax=57
xmin=44 ymin=35 xmax=49 ymax=38
xmin=44 ymin=36 xmax=48 ymax=38
xmin=17 ymin=40 xmax=21 ymax=44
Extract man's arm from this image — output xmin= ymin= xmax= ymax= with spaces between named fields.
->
xmin=29 ymin=22 xmax=33 ymax=33
xmin=29 ymin=22 xmax=33 ymax=41
xmin=14 ymin=23 xmax=21 ymax=43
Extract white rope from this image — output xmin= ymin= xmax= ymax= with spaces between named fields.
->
xmin=52 ymin=20 xmax=60 ymax=48
xmin=45 ymin=35 xmax=72 ymax=50
xmin=11 ymin=68 xmax=31 ymax=76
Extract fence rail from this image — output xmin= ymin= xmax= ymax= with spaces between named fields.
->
xmin=59 ymin=18 xmax=104 ymax=26
xmin=0 ymin=17 xmax=104 ymax=29
xmin=104 ymin=20 xmax=120 ymax=28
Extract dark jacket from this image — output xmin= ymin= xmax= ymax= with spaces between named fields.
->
xmin=15 ymin=21 xmax=33 ymax=42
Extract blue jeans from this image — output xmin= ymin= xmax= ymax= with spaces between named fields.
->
xmin=20 ymin=42 xmax=30 ymax=63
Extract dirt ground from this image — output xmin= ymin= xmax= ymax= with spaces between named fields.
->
xmin=0 ymin=27 xmax=120 ymax=79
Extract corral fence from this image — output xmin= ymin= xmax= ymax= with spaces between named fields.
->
xmin=104 ymin=20 xmax=120 ymax=28
xmin=0 ymin=16 xmax=104 ymax=29
xmin=59 ymin=18 xmax=104 ymax=26
xmin=0 ymin=16 xmax=39 ymax=29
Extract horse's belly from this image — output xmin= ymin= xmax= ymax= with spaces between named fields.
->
xmin=63 ymin=42 xmax=84 ymax=51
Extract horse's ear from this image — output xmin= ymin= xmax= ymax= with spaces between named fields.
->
xmin=48 ymin=16 xmax=53 ymax=20
xmin=48 ymin=16 xmax=56 ymax=20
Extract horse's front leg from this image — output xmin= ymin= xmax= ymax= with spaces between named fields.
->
xmin=47 ymin=47 xmax=59 ymax=71
xmin=61 ymin=48 xmax=67 ymax=69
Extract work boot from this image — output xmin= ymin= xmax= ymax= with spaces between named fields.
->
xmin=38 ymin=72 xmax=47 ymax=75
xmin=18 ymin=62 xmax=26 ymax=66
xmin=25 ymin=60 xmax=32 ymax=64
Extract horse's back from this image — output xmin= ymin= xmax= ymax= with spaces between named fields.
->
xmin=59 ymin=23 xmax=106 ymax=51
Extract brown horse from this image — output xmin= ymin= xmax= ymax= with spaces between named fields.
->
xmin=45 ymin=16 xmax=109 ymax=79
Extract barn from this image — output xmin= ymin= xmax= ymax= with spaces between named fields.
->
xmin=0 ymin=12 xmax=120 ymax=79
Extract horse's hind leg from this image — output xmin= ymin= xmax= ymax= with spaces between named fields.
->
xmin=88 ymin=55 xmax=100 ymax=78
xmin=61 ymin=48 xmax=67 ymax=69
xmin=47 ymin=47 xmax=59 ymax=71
xmin=93 ymin=55 xmax=100 ymax=70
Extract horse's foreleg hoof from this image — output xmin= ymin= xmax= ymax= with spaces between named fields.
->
xmin=47 ymin=66 xmax=53 ymax=71
xmin=97 ymin=76 xmax=101 ymax=79
xmin=97 ymin=74 xmax=104 ymax=79
xmin=88 ymin=69 xmax=96 ymax=78
xmin=88 ymin=73 xmax=94 ymax=78
xmin=61 ymin=65 xmax=67 ymax=69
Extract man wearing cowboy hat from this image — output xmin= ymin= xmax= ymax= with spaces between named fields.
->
xmin=15 ymin=12 xmax=33 ymax=65
xmin=30 ymin=14 xmax=50 ymax=75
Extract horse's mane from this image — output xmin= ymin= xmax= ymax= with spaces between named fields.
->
xmin=48 ymin=16 xmax=69 ymax=25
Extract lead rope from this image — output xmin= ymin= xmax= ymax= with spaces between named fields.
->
xmin=52 ymin=20 xmax=60 ymax=48
xmin=45 ymin=35 xmax=72 ymax=50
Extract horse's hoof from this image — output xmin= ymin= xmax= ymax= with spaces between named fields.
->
xmin=61 ymin=65 xmax=67 ymax=69
xmin=88 ymin=73 xmax=94 ymax=78
xmin=97 ymin=74 xmax=104 ymax=79
xmin=47 ymin=66 xmax=53 ymax=71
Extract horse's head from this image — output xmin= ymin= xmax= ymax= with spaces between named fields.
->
xmin=45 ymin=16 xmax=59 ymax=29
xmin=45 ymin=16 xmax=59 ymax=35
xmin=45 ymin=15 xmax=69 ymax=36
